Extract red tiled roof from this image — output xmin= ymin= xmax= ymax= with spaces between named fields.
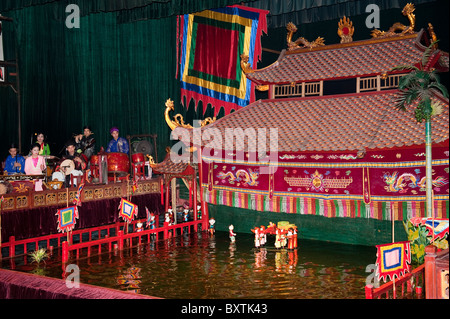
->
xmin=200 ymin=90 xmax=449 ymax=153
xmin=151 ymin=152 xmax=196 ymax=175
xmin=246 ymin=30 xmax=449 ymax=85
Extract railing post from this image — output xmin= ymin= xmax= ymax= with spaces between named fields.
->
xmin=365 ymin=285 xmax=374 ymax=299
xmin=62 ymin=241 xmax=69 ymax=263
xmin=118 ymin=230 xmax=124 ymax=250
xmin=424 ymin=245 xmax=437 ymax=299
xmin=9 ymin=236 xmax=15 ymax=258
xmin=164 ymin=225 xmax=168 ymax=240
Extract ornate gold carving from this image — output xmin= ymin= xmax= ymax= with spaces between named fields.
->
xmin=2 ymin=197 xmax=15 ymax=210
xmin=84 ymin=189 xmax=94 ymax=200
xmin=165 ymin=98 xmax=216 ymax=131
xmin=371 ymin=3 xmax=415 ymax=38
xmin=34 ymin=194 xmax=45 ymax=206
xmin=58 ymin=192 xmax=67 ymax=204
xmin=286 ymin=22 xmax=325 ymax=50
xmin=427 ymin=23 xmax=438 ymax=50
xmin=146 ymin=155 xmax=155 ymax=164
xmin=337 ymin=16 xmax=354 ymax=43
xmin=46 ymin=193 xmax=57 ymax=205
xmin=104 ymin=187 xmax=113 ymax=198
xmin=113 ymin=186 xmax=122 ymax=197
xmin=256 ymin=85 xmax=269 ymax=91
xmin=16 ymin=196 xmax=28 ymax=208
xmin=94 ymin=188 xmax=103 ymax=199
xmin=240 ymin=54 xmax=254 ymax=74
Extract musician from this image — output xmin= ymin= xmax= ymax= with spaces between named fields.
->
xmin=106 ymin=127 xmax=129 ymax=154
xmin=74 ymin=125 xmax=96 ymax=160
xmin=35 ymin=132 xmax=51 ymax=156
xmin=4 ymin=143 xmax=26 ymax=175
xmin=53 ymin=141 xmax=87 ymax=187
xmin=24 ymin=143 xmax=47 ymax=175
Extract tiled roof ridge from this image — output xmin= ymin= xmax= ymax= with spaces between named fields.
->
xmin=285 ymin=30 xmax=421 ymax=56
xmin=246 ymin=29 xmax=449 ymax=85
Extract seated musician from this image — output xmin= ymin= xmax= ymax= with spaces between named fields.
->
xmin=106 ymin=127 xmax=129 ymax=155
xmin=53 ymin=141 xmax=87 ymax=187
xmin=35 ymin=132 xmax=51 ymax=156
xmin=24 ymin=143 xmax=47 ymax=175
xmin=74 ymin=125 xmax=96 ymax=160
xmin=4 ymin=143 xmax=26 ymax=175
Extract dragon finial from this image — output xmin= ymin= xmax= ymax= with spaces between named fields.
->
xmin=286 ymin=22 xmax=325 ymax=50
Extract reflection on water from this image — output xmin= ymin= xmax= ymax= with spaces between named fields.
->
xmin=3 ymin=231 xmax=376 ymax=299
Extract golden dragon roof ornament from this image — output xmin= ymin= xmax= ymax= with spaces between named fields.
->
xmin=286 ymin=22 xmax=325 ymax=50
xmin=371 ymin=3 xmax=415 ymax=38
xmin=337 ymin=16 xmax=354 ymax=43
xmin=164 ymin=98 xmax=216 ymax=131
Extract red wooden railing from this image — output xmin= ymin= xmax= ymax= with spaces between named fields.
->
xmin=1 ymin=218 xmax=153 ymax=260
xmin=62 ymin=219 xmax=203 ymax=262
xmin=365 ymin=264 xmax=425 ymax=299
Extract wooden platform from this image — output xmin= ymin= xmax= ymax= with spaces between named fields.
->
xmin=1 ymin=178 xmax=161 ymax=211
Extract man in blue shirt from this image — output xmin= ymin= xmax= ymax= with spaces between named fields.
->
xmin=106 ymin=127 xmax=129 ymax=154
xmin=4 ymin=143 xmax=26 ymax=174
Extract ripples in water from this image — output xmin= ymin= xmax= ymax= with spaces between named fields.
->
xmin=3 ymin=231 xmax=376 ymax=299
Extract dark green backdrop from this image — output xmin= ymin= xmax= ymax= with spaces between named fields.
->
xmin=0 ymin=0 xmax=447 ymax=160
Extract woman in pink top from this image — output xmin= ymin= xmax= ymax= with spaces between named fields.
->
xmin=25 ymin=143 xmax=47 ymax=175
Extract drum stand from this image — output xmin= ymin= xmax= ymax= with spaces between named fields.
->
xmin=132 ymin=161 xmax=145 ymax=180
xmin=98 ymin=154 xmax=108 ymax=185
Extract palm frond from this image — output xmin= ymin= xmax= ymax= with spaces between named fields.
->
xmin=429 ymin=82 xmax=449 ymax=97
xmin=398 ymin=73 xmax=419 ymax=90
xmin=390 ymin=65 xmax=419 ymax=72
xmin=422 ymin=40 xmax=440 ymax=67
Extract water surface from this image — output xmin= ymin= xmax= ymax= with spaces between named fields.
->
xmin=3 ymin=231 xmax=377 ymax=299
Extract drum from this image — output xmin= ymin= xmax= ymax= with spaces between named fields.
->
xmin=60 ymin=159 xmax=75 ymax=176
xmin=107 ymin=152 xmax=130 ymax=176
xmin=131 ymin=153 xmax=145 ymax=164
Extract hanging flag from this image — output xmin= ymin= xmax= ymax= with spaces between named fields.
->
xmin=0 ymin=15 xmax=5 ymax=82
xmin=72 ymin=183 xmax=84 ymax=206
xmin=375 ymin=241 xmax=411 ymax=282
xmin=118 ymin=198 xmax=138 ymax=223
xmin=409 ymin=217 xmax=449 ymax=241
xmin=56 ymin=206 xmax=79 ymax=233
xmin=178 ymin=5 xmax=268 ymax=116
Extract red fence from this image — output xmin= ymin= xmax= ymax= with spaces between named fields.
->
xmin=62 ymin=219 xmax=203 ymax=263
xmin=2 ymin=216 xmax=205 ymax=265
xmin=365 ymin=264 xmax=425 ymax=299
xmin=1 ymin=221 xmax=130 ymax=260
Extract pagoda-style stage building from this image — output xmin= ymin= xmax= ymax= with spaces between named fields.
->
xmin=175 ymin=10 xmax=449 ymax=245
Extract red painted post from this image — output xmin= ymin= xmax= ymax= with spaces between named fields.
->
xmin=62 ymin=241 xmax=68 ymax=263
xmin=193 ymin=177 xmax=197 ymax=221
xmin=9 ymin=236 xmax=15 ymax=258
xmin=365 ymin=285 xmax=374 ymax=299
xmin=424 ymin=245 xmax=437 ymax=299
xmin=164 ymin=224 xmax=168 ymax=240
xmin=118 ymin=230 xmax=124 ymax=250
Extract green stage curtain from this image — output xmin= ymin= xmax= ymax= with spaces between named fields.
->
xmin=1 ymin=3 xmax=182 ymax=159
